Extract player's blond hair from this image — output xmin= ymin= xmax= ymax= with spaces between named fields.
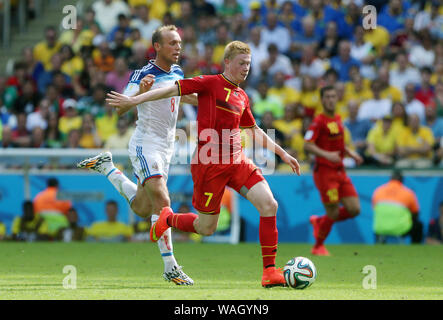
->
xmin=152 ymin=25 xmax=178 ymax=47
xmin=223 ymin=41 xmax=251 ymax=61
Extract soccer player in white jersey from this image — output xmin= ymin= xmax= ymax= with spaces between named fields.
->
xmin=77 ymin=25 xmax=197 ymax=285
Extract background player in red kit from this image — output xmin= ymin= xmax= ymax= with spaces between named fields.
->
xmin=304 ymin=86 xmax=363 ymax=256
xmin=107 ymin=41 xmax=301 ymax=287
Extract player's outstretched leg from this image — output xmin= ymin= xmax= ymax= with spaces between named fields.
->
xmin=77 ymin=151 xmax=137 ymax=203
xmin=77 ymin=151 xmax=113 ymax=174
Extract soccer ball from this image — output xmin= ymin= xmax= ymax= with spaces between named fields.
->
xmin=283 ymin=257 xmax=317 ymax=289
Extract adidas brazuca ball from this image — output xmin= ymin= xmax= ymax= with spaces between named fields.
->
xmin=283 ymin=257 xmax=317 ymax=289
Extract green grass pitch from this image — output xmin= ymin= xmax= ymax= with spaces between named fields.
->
xmin=0 ymin=242 xmax=442 ymax=300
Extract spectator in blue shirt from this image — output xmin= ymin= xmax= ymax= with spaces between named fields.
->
xmin=259 ymin=0 xmax=280 ymax=17
xmin=344 ymin=100 xmax=373 ymax=156
xmin=279 ymin=1 xmax=302 ymax=35
xmin=37 ymin=53 xmax=71 ymax=95
xmin=247 ymin=1 xmax=265 ymax=30
xmin=338 ymin=1 xmax=363 ymax=40
xmin=107 ymin=13 xmax=132 ymax=43
xmin=307 ymin=0 xmax=345 ymax=39
xmin=424 ymin=104 xmax=443 ymax=141
xmin=378 ymin=0 xmax=412 ymax=34
xmin=292 ymin=0 xmax=308 ymax=18
xmin=330 ymin=40 xmax=361 ymax=82
xmin=292 ymin=15 xmax=322 ymax=49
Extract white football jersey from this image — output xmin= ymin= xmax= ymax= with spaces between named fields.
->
xmin=123 ymin=60 xmax=184 ymax=152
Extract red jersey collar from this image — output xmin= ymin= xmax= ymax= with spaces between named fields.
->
xmin=220 ymin=74 xmax=239 ymax=88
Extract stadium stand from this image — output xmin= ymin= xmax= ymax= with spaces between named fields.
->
xmin=0 ymin=0 xmax=442 ymax=169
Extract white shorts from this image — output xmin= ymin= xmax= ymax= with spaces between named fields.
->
xmin=128 ymin=128 xmax=172 ymax=185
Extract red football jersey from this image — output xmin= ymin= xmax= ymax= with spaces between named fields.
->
xmin=304 ymin=113 xmax=345 ymax=168
xmin=177 ymin=74 xmax=256 ymax=162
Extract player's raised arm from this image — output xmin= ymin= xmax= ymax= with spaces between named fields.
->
xmin=107 ymin=83 xmax=180 ymax=113
xmin=115 ymin=74 xmax=156 ymax=116
xmin=245 ymin=125 xmax=301 ymax=175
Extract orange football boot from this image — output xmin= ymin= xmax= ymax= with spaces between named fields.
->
xmin=262 ymin=267 xmax=286 ymax=288
xmin=311 ymin=244 xmax=331 ymax=256
xmin=150 ymin=207 xmax=173 ymax=242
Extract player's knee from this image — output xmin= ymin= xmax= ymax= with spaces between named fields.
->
xmin=260 ymin=198 xmax=278 ymax=217
xmin=349 ymin=205 xmax=360 ymax=217
xmin=150 ymin=190 xmax=170 ymax=208
xmin=130 ymin=199 xmax=151 ymax=218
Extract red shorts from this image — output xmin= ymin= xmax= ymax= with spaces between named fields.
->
xmin=191 ymin=152 xmax=264 ymax=214
xmin=313 ymin=165 xmax=358 ymax=204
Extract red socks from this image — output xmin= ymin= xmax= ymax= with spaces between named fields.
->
xmin=315 ymin=215 xmax=334 ymax=246
xmin=167 ymin=212 xmax=198 ymax=233
xmin=259 ymin=216 xmax=278 ymax=269
xmin=315 ymin=207 xmax=354 ymax=246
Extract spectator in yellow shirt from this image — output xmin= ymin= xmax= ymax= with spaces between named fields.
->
xmin=372 ymin=102 xmax=407 ymax=137
xmin=334 ymin=82 xmax=350 ymax=121
xmin=60 ymin=45 xmax=85 ymax=78
xmin=344 ymin=73 xmax=372 ymax=105
xmin=378 ymin=67 xmax=403 ymax=103
xmin=95 ymin=104 xmax=118 ymax=143
xmin=145 ymin=0 xmax=181 ymax=21
xmin=12 ymin=200 xmax=49 ymax=241
xmin=285 ymin=117 xmax=312 ymax=171
xmin=390 ymin=102 xmax=408 ymax=136
xmin=59 ymin=18 xmax=94 ymax=54
xmin=86 ymin=200 xmax=133 ymax=242
xmin=33 ymin=26 xmax=62 ymax=71
xmin=366 ymin=115 xmax=397 ymax=166
xmin=268 ymin=71 xmax=300 ymax=108
xmin=0 ymin=222 xmax=6 ymax=240
xmin=299 ymin=75 xmax=321 ymax=118
xmin=273 ymin=104 xmax=303 ymax=147
xmin=274 ymin=104 xmax=306 ymax=165
xmin=56 ymin=207 xmax=85 ymax=242
xmin=104 ymin=117 xmax=134 ymax=150
xmin=58 ymin=99 xmax=82 ymax=139
xmin=396 ymin=114 xmax=435 ymax=168
xmin=79 ymin=113 xmax=103 ymax=149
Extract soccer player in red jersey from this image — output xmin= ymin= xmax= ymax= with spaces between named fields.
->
xmin=304 ymin=86 xmax=363 ymax=256
xmin=107 ymin=41 xmax=301 ymax=287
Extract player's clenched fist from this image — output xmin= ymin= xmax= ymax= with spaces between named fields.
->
xmin=106 ymin=74 xmax=155 ymax=116
xmin=140 ymin=74 xmax=155 ymax=93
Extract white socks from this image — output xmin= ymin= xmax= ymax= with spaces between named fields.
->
xmin=151 ymin=214 xmax=178 ymax=272
xmin=106 ymin=167 xmax=137 ymax=204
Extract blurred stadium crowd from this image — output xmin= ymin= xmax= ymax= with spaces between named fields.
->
xmin=1 ymin=0 xmax=443 ymax=171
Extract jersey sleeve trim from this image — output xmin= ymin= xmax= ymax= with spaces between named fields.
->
xmin=221 ymin=74 xmax=239 ymax=87
xmin=240 ymin=123 xmax=257 ymax=129
xmin=176 ymin=80 xmax=182 ymax=96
